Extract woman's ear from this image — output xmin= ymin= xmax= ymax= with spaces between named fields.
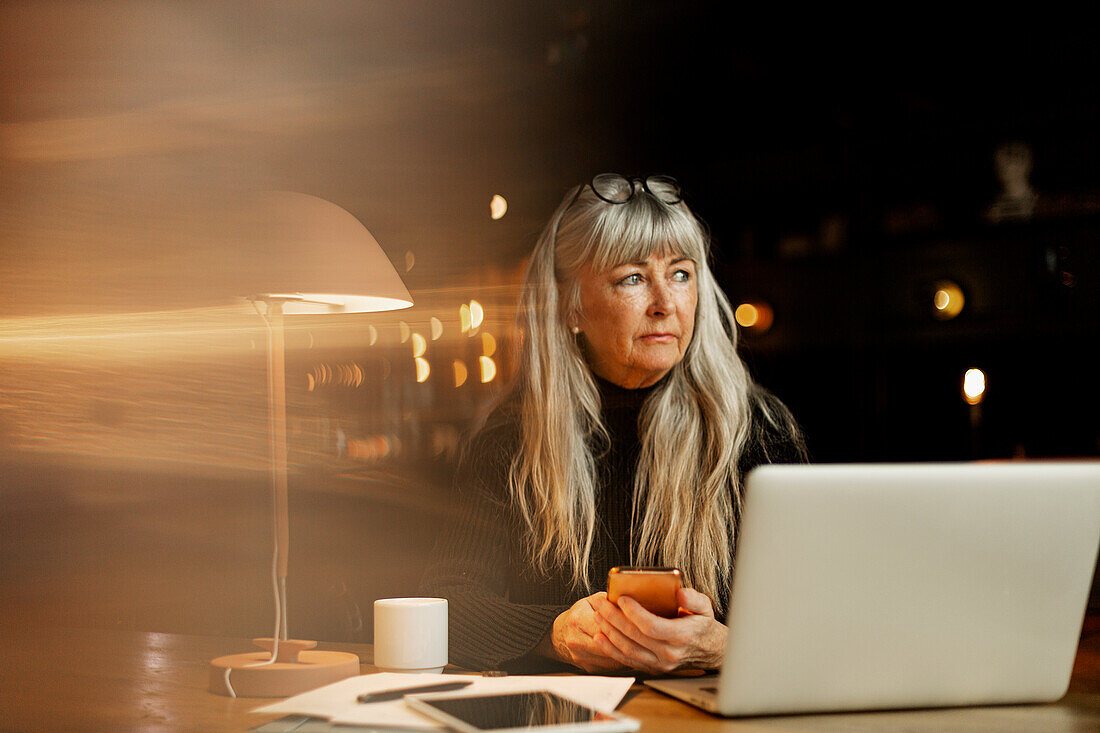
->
xmin=567 ymin=309 xmax=583 ymax=334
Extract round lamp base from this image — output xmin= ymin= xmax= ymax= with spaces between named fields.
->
xmin=209 ymin=638 xmax=360 ymax=698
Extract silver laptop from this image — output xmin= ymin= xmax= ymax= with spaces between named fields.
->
xmin=645 ymin=462 xmax=1100 ymax=716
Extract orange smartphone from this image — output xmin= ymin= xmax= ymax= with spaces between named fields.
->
xmin=607 ymin=566 xmax=682 ymax=618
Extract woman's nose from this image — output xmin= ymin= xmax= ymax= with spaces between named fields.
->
xmin=648 ymin=281 xmax=674 ymax=316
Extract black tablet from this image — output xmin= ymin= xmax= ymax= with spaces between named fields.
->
xmin=405 ymin=690 xmax=639 ymax=733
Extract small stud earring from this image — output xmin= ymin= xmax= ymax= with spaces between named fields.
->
xmin=571 ymin=325 xmax=581 ymax=335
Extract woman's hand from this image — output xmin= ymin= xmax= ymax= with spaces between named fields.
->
xmin=544 ymin=587 xmax=726 ymax=674
xmin=589 ymin=586 xmax=727 ymax=675
xmin=543 ymin=594 xmax=635 ymax=673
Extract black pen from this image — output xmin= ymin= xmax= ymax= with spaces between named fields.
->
xmin=357 ymin=680 xmax=473 ymax=703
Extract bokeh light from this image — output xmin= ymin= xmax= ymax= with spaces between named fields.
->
xmin=932 ymin=280 xmax=965 ymax=320
xmin=470 ymin=300 xmax=484 ymax=329
xmin=459 ymin=304 xmax=471 ymax=333
xmin=479 ymin=355 xmax=496 ymax=383
xmin=963 ymin=368 xmax=986 ymax=405
xmin=415 ymin=356 xmax=430 ymax=383
xmin=411 ymin=332 xmax=426 ymax=358
xmin=735 ymin=301 xmax=774 ymax=333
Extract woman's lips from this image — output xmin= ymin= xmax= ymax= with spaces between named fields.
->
xmin=639 ymin=332 xmax=676 ymax=343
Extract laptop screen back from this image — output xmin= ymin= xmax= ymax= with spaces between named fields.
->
xmin=715 ymin=462 xmax=1100 ymax=716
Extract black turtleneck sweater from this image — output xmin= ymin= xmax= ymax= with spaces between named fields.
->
xmin=418 ymin=377 xmax=807 ymax=672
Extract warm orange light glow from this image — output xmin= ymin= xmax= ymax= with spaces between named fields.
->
xmin=933 ymin=280 xmax=965 ymax=320
xmin=348 ymin=435 xmax=391 ymax=461
xmin=459 ymin=304 xmax=472 ymax=333
xmin=0 ymin=307 xmax=262 ymax=362
xmin=479 ymin=355 xmax=496 ymax=383
xmin=399 ymin=321 xmax=410 ymax=343
xmin=735 ymin=303 xmax=759 ymax=327
xmin=430 ymin=317 xmax=443 ymax=341
xmin=481 ymin=331 xmax=496 ymax=357
xmin=470 ymin=300 xmax=484 ymax=329
xmin=735 ymin=301 xmax=774 ymax=332
xmin=490 ymin=194 xmax=508 ymax=220
xmin=453 ymin=359 xmax=468 ymax=387
xmin=404 ymin=250 xmax=415 ymax=272
xmin=415 ymin=356 xmax=430 ymax=382
xmin=368 ymin=324 xmax=378 ymax=346
xmin=963 ymin=368 xmax=986 ymax=405
xmin=307 ymin=362 xmax=366 ymax=388
xmin=0 ymin=307 xmax=294 ymax=471
xmin=411 ymin=332 xmax=427 ymax=358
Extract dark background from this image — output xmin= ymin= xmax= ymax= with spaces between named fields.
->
xmin=571 ymin=16 xmax=1100 ymax=465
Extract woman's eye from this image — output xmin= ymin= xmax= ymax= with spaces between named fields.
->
xmin=618 ymin=273 xmax=642 ymax=286
xmin=672 ymin=268 xmax=692 ymax=282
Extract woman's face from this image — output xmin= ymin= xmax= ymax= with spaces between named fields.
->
xmin=575 ymin=250 xmax=698 ymax=389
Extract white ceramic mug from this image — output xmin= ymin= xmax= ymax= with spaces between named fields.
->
xmin=373 ymin=597 xmax=448 ymax=673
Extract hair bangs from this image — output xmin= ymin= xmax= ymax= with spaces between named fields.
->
xmin=583 ymin=197 xmax=706 ymax=273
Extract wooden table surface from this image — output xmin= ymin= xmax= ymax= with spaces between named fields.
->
xmin=1 ymin=619 xmax=1097 ymax=731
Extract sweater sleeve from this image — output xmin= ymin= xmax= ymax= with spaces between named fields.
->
xmin=418 ymin=418 xmax=571 ymax=672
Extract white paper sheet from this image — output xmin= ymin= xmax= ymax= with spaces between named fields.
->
xmin=254 ymin=672 xmax=636 ymax=728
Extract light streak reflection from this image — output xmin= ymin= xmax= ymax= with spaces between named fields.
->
xmin=0 ymin=287 xmax=520 ymax=472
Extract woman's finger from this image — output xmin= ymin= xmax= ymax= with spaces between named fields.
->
xmin=592 ymin=593 xmax=665 ymax=650
xmin=676 ymin=586 xmax=716 ymax=617
xmin=593 ymin=612 xmax=662 ymax=667
xmin=560 ymin=622 xmax=624 ymax=672
xmin=590 ymin=631 xmax=644 ymax=669
xmin=614 ymin=595 xmax=681 ymax=640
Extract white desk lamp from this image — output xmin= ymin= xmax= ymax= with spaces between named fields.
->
xmin=208 ymin=191 xmax=412 ymax=697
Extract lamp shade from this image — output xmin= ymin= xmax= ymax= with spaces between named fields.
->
xmin=212 ymin=191 xmax=413 ymax=314
xmin=0 ymin=189 xmax=412 ymax=317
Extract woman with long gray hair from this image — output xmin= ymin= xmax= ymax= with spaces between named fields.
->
xmin=420 ymin=174 xmax=806 ymax=674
